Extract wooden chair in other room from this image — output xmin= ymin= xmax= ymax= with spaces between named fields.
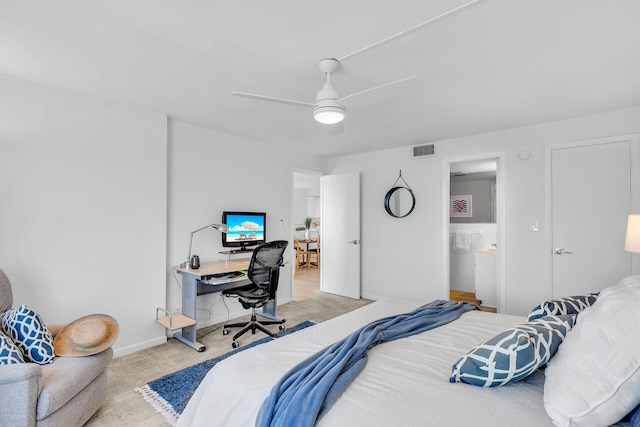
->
xmin=293 ymin=240 xmax=309 ymax=271
xmin=308 ymin=235 xmax=320 ymax=268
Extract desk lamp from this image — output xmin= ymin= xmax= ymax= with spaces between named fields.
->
xmin=625 ymin=214 xmax=640 ymax=254
xmin=181 ymin=223 xmax=229 ymax=268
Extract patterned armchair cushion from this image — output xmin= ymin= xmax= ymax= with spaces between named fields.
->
xmin=450 ymin=314 xmax=576 ymax=387
xmin=527 ymin=293 xmax=598 ymax=321
xmin=0 ymin=329 xmax=24 ymax=364
xmin=1 ymin=305 xmax=54 ymax=364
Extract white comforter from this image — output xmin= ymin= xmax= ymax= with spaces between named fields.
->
xmin=178 ymin=298 xmax=556 ymax=427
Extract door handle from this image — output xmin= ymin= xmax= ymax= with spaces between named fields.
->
xmin=347 ymin=240 xmax=359 ymax=245
xmin=554 ymin=248 xmax=574 ymax=255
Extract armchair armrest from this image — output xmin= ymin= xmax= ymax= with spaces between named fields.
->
xmin=47 ymin=323 xmax=66 ymax=338
xmin=0 ymin=363 xmax=43 ymax=426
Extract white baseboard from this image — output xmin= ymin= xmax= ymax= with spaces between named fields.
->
xmin=114 ymin=297 xmax=294 ymax=356
xmin=113 ymin=335 xmax=167 ymax=358
xmin=278 ymin=296 xmax=292 ymax=305
xmin=361 ymin=292 xmax=382 ymax=301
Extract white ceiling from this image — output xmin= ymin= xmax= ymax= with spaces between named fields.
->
xmin=2 ymin=1 xmax=639 ymax=158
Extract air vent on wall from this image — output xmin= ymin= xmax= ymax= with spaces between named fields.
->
xmin=413 ymin=144 xmax=435 ymax=157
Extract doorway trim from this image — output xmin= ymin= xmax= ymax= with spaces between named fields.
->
xmin=442 ymin=152 xmax=506 ymax=313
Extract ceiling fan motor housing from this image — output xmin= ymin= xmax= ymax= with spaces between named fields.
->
xmin=314 ymin=58 xmax=345 ymax=124
xmin=318 ymin=58 xmax=340 ymax=74
xmin=313 ymin=99 xmax=345 ymax=124
xmin=313 ymin=90 xmax=345 ymax=124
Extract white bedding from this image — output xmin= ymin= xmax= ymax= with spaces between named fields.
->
xmin=178 ymin=298 xmax=557 ymax=427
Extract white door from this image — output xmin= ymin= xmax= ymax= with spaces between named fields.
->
xmin=551 ymin=140 xmax=631 ymax=297
xmin=320 ymin=172 xmax=361 ymax=299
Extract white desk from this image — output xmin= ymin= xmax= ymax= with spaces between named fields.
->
xmin=173 ymin=260 xmax=280 ymax=351
xmin=174 ymin=260 xmax=250 ymax=351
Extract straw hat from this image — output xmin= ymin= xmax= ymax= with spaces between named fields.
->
xmin=54 ymin=314 xmax=119 ymax=357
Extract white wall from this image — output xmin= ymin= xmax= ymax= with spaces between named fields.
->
xmin=0 ymin=73 xmax=168 ymax=356
xmin=292 ymin=188 xmax=321 ymax=239
xmin=328 ymin=107 xmax=640 ymax=315
xmin=292 ymin=188 xmax=307 ymax=229
xmin=4 ymin=70 xmax=639 ymax=354
xmin=166 ymin=120 xmax=325 ymax=328
xmin=0 ymin=73 xmax=325 ymax=356
xmin=450 ymin=177 xmax=495 ymax=223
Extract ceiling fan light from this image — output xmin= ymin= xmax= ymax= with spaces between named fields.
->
xmin=313 ymin=105 xmax=345 ymax=125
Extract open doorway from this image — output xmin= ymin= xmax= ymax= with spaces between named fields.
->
xmin=443 ymin=154 xmax=505 ymax=313
xmin=292 ymin=170 xmax=321 ymax=300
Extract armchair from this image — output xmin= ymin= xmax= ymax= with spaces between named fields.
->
xmin=0 ymin=269 xmax=113 ymax=426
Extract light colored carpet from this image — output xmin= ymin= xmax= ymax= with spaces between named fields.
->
xmin=85 ymin=292 xmax=372 ymax=426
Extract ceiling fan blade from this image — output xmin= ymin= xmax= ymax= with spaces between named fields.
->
xmin=339 ymin=76 xmax=418 ymax=108
xmin=232 ymin=91 xmax=314 ymax=108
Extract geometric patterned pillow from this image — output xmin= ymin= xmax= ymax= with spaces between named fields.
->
xmin=1 ymin=305 xmax=55 ymax=364
xmin=527 ymin=293 xmax=599 ymax=321
xmin=450 ymin=314 xmax=576 ymax=387
xmin=0 ymin=329 xmax=24 ymax=364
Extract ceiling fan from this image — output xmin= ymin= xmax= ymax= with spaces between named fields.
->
xmin=233 ymin=58 xmax=417 ymax=126
xmin=231 ymin=0 xmax=482 ymax=128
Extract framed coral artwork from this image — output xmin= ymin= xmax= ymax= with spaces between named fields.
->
xmin=450 ymin=195 xmax=472 ymax=218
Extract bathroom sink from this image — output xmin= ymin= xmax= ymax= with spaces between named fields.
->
xmin=476 ymin=247 xmax=496 ymax=253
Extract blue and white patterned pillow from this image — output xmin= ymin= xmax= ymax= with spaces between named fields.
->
xmin=0 ymin=330 xmax=24 ymax=364
xmin=450 ymin=314 xmax=575 ymax=387
xmin=1 ymin=305 xmax=54 ymax=364
xmin=527 ymin=293 xmax=599 ymax=321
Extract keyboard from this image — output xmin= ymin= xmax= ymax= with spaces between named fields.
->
xmin=203 ymin=271 xmax=246 ymax=285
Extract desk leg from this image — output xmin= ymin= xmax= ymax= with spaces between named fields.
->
xmin=259 ymin=268 xmax=282 ymax=321
xmin=174 ymin=274 xmax=205 ymax=352
xmin=258 ymin=298 xmax=283 ymax=322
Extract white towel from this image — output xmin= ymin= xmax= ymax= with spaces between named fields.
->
xmin=453 ymin=230 xmax=471 ymax=254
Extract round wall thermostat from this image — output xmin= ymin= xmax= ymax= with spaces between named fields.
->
xmin=518 ymin=150 xmax=531 ymax=160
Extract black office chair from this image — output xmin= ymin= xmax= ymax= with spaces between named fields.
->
xmin=222 ymin=240 xmax=288 ymax=348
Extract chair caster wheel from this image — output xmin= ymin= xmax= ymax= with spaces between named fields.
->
xmin=232 ymin=341 xmax=239 ymax=349
xmin=279 ymin=325 xmax=285 ymax=331
xmin=223 ymin=329 xmax=229 ymax=335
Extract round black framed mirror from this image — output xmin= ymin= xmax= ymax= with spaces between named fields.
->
xmin=384 ymin=186 xmax=415 ymax=218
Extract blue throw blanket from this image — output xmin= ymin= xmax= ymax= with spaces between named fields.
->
xmin=255 ymin=300 xmax=478 ymax=427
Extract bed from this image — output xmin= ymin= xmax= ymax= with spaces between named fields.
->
xmin=178 ymin=277 xmax=640 ymax=427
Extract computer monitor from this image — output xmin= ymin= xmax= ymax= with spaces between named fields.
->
xmin=221 ymin=211 xmax=266 ymax=251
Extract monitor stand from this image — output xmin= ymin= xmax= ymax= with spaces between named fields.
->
xmin=220 ymin=246 xmax=255 ymax=255
xmin=230 ymin=248 xmax=252 ymax=253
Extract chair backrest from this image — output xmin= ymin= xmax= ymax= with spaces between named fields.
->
xmin=0 ymin=269 xmax=14 ymax=311
xmin=248 ymin=240 xmax=288 ymax=292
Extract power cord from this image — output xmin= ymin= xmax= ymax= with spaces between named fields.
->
xmin=172 ymin=269 xmax=182 ymax=290
xmin=197 ymin=297 xmax=233 ymax=339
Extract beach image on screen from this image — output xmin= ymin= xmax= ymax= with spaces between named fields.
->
xmin=225 ymin=214 xmax=265 ymax=242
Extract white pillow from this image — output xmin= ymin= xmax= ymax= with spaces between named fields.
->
xmin=544 ymin=276 xmax=640 ymax=427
